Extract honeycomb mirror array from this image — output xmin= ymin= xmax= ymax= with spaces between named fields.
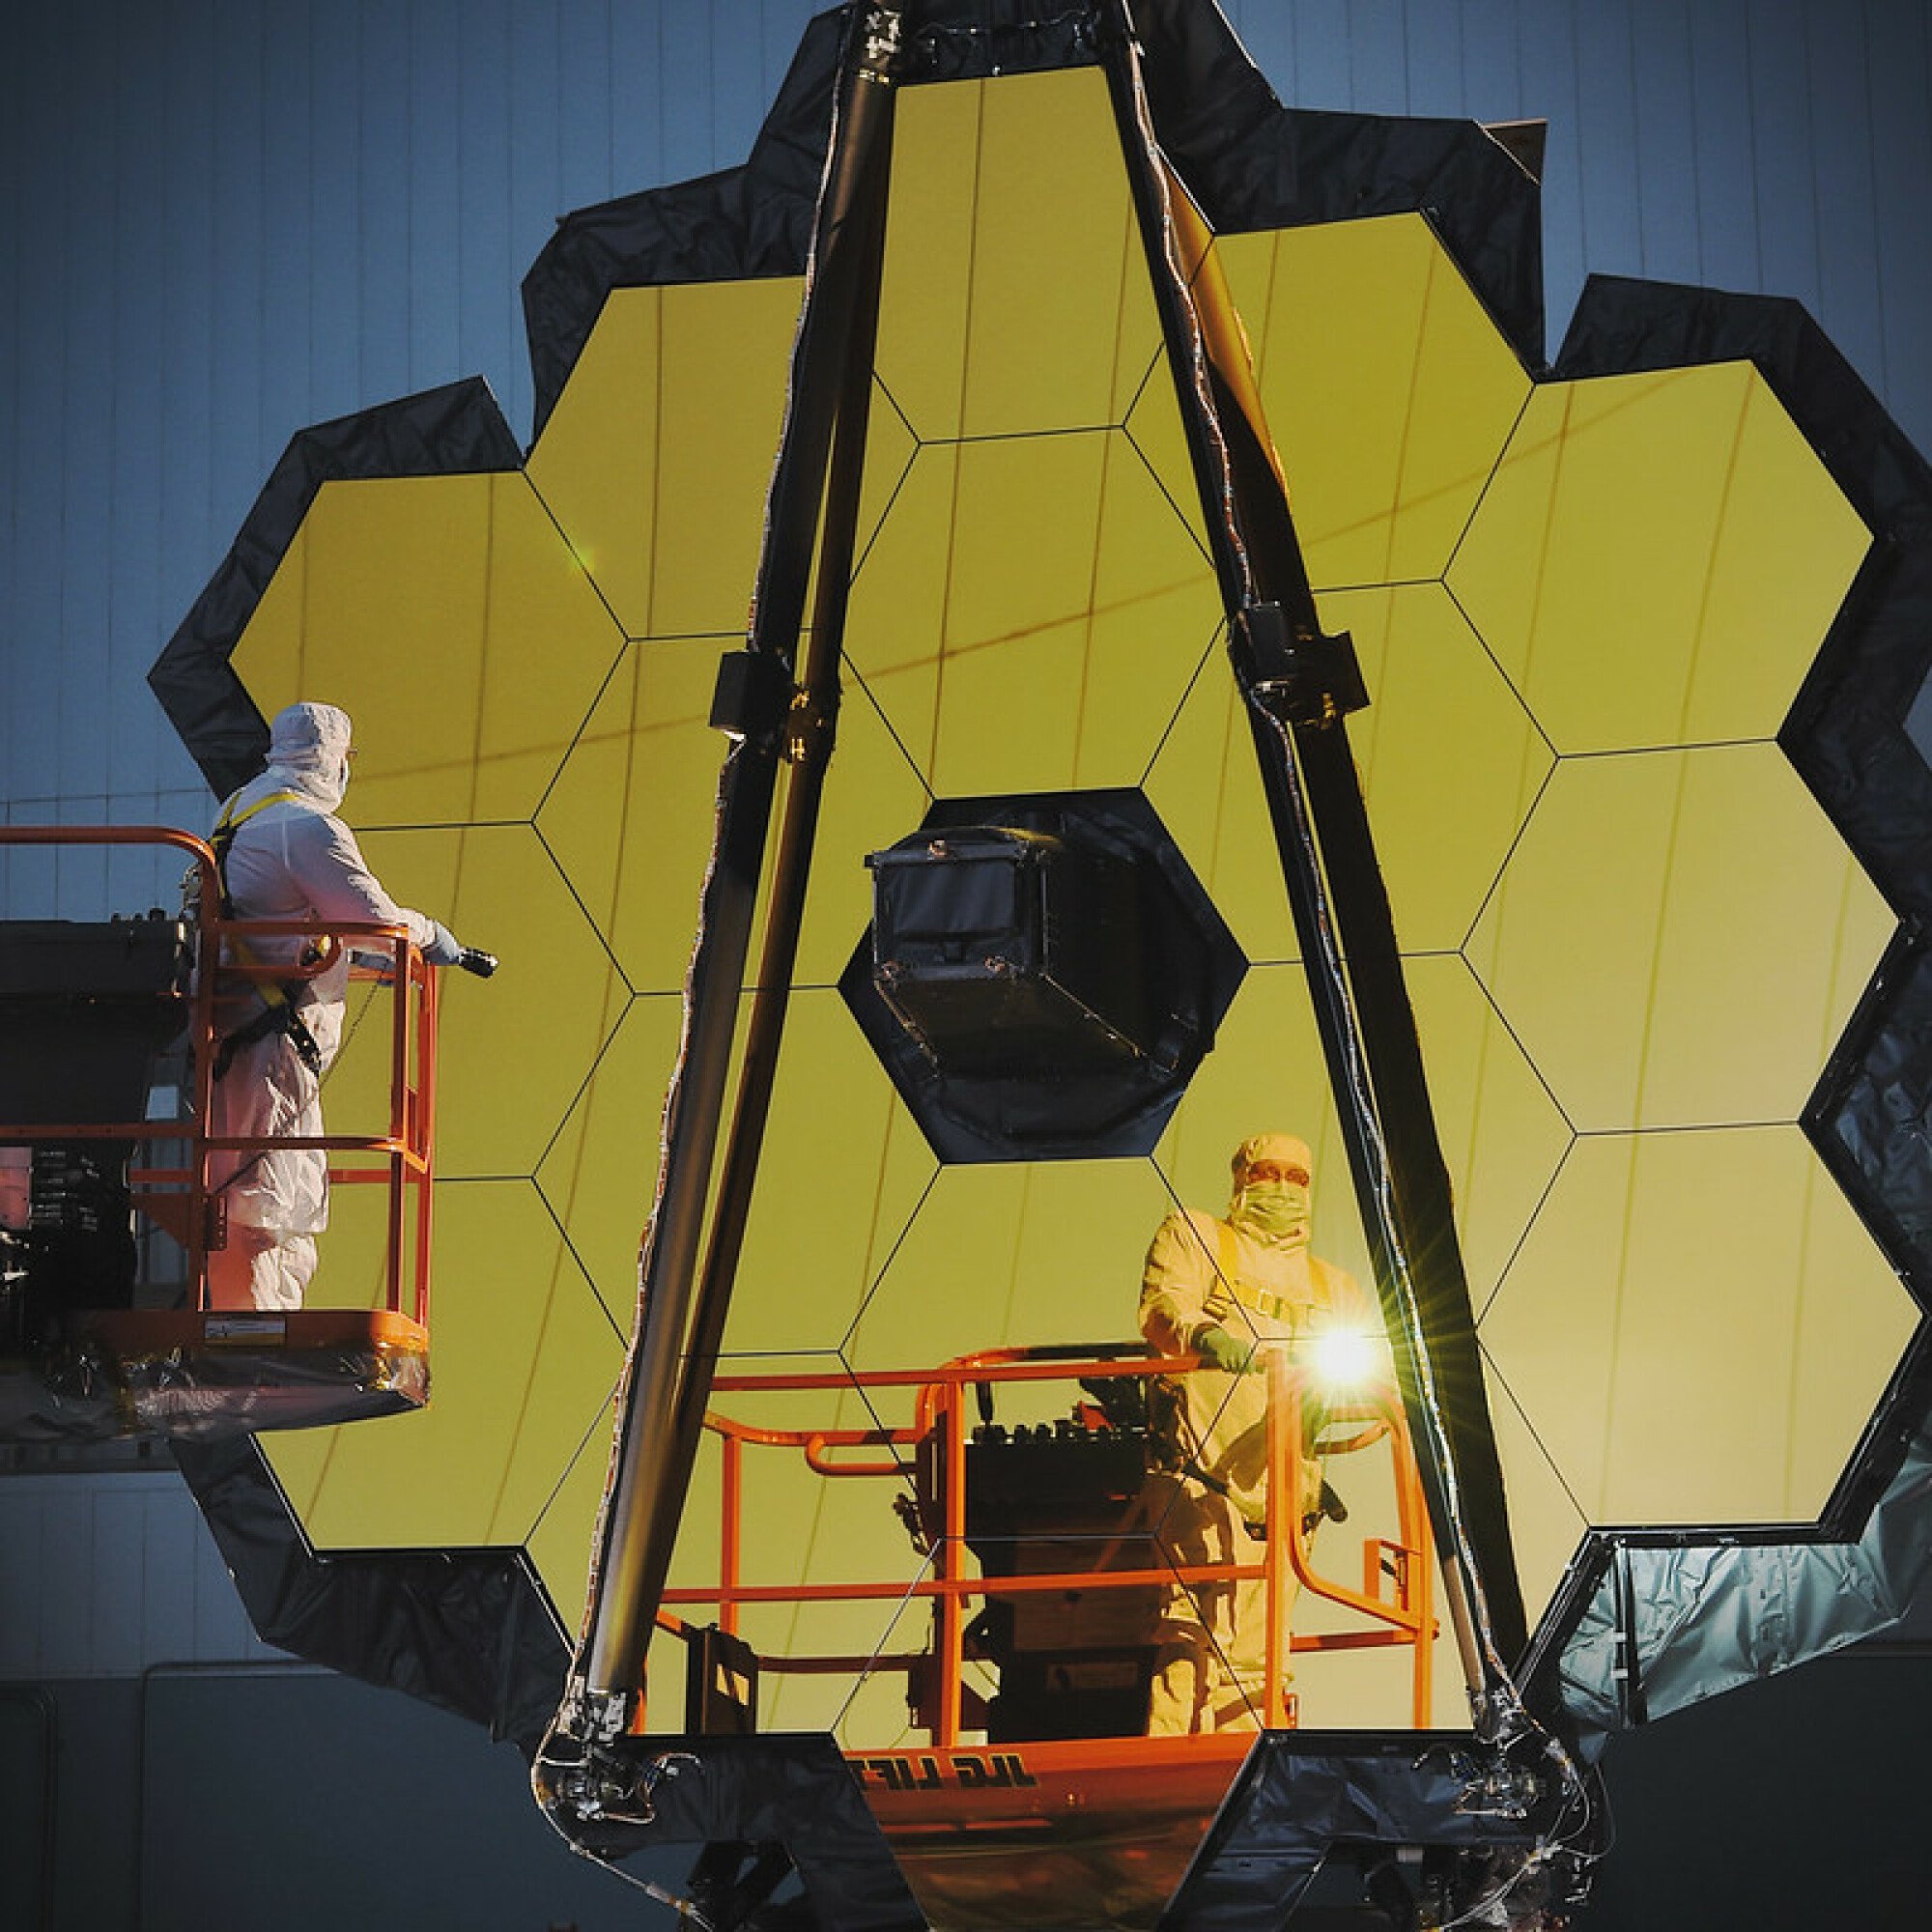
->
xmin=208 ymin=66 xmax=1905 ymax=1725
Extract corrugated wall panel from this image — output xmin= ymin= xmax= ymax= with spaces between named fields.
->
xmin=458 ymin=3 xmax=521 ymax=421
xmin=1576 ymin=6 xmax=1642 ymax=290
xmin=358 ymin=1 xmax=418 ymax=413
xmin=1455 ymin=0 xmax=1526 ymax=124
xmin=158 ymin=0 xmax=220 ymax=695
xmin=108 ymin=9 xmax=176 ymax=840
xmin=0 ymin=21 xmax=14 ymax=813
xmin=88 ymin=1488 xmax=151 ymax=1666
xmin=1292 ymin=0 xmax=1353 ymax=108
xmin=559 ymin=0 xmax=618 ymax=210
xmin=260 ymin=8 xmax=317 ymax=490
xmin=1347 ymin=0 xmax=1410 ymax=117
xmin=0 ymin=1473 xmax=284 ymax=1678
xmin=312 ymin=7 xmax=370 ymax=419
xmin=1690 ymin=0 xmax=1763 ymax=293
xmin=1629 ymin=0 xmax=1701 ymax=297
xmin=1747 ymin=0 xmax=1820 ymax=312
xmin=32 ymin=1489 xmax=96 ymax=1677
xmin=1868 ymin=1 xmax=1932 ymax=448
xmin=410 ymin=0 xmax=468 ymax=393
xmin=1402 ymin=6 xmax=1464 ymax=120
xmin=1520 ymin=4 xmax=1587 ymax=340
xmin=509 ymin=3 xmax=568 ymax=407
xmin=714 ymin=0 xmax=779 ymax=169
xmin=1808 ymin=8 xmax=1888 ymax=396
xmin=0 ymin=1488 xmax=35 ymax=1664
xmin=57 ymin=58 xmax=117 ymax=817
xmin=611 ymin=0 xmax=668 ymax=202
xmin=7 ymin=9 xmax=71 ymax=817
xmin=664 ymin=0 xmax=724 ymax=191
xmin=141 ymin=1482 xmax=207 ymax=1664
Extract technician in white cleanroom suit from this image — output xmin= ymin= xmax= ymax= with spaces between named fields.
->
xmin=205 ymin=702 xmax=469 ymax=1313
xmin=1137 ymin=1132 xmax=1385 ymax=1734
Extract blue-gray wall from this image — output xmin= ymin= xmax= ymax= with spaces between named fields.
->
xmin=6 ymin=4 xmax=1932 ymax=1927
xmin=7 ymin=1 xmax=1932 ymax=873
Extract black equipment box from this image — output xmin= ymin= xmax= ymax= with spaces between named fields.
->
xmin=922 ymin=1419 xmax=1164 ymax=1742
xmin=867 ymin=828 xmax=1155 ymax=1078
xmin=0 ymin=916 xmax=189 ymax=1126
xmin=0 ymin=916 xmax=190 ymax=1335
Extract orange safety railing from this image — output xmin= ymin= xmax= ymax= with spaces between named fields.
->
xmin=0 ymin=826 xmax=438 ymax=1323
xmin=661 ymin=1344 xmax=1436 ymax=1740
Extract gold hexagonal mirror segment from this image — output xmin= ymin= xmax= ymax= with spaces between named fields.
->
xmin=525 ymin=276 xmax=806 ymax=641
xmin=874 ymin=66 xmax=1164 ymax=441
xmin=231 ymin=470 xmax=626 ymax=825
xmin=842 ymin=430 xmax=1221 ymax=800
xmin=1160 ymin=959 xmax=1571 ymax=1311
xmin=844 ymin=1154 xmax=1180 ymax=1375
xmin=1212 ymin=213 xmax=1533 ymax=589
xmin=1146 ymin=584 xmax=1552 ymax=966
xmin=1465 ymin=743 xmax=1892 ymax=1133
xmin=316 ymin=822 xmax=630 ymax=1179
xmin=537 ymin=638 xmax=931 ymax=999
xmin=1448 ymin=361 xmax=1872 ymax=754
xmin=1479 ymin=1126 xmax=1918 ymax=1534
xmin=264 ymin=1178 xmax=624 ymax=1553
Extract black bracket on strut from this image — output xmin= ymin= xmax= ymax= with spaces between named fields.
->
xmin=1231 ymin=601 xmax=1369 ymax=727
xmin=709 ymin=647 xmax=800 ymax=753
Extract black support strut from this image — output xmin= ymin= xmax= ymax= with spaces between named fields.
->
xmin=556 ymin=1 xmax=907 ymax=1747
xmin=1097 ymin=0 xmax=1529 ymax=1708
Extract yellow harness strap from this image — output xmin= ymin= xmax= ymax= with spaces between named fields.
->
xmin=210 ymin=787 xmax=330 ymax=1076
xmin=212 ymin=787 xmax=304 ymax=885
xmin=1214 ymin=1220 xmax=1297 ymax=1323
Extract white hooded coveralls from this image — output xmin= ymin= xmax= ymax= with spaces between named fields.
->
xmin=206 ymin=703 xmax=450 ymax=1312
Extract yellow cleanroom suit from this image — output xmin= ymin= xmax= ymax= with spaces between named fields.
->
xmin=1137 ymin=1132 xmax=1381 ymax=1734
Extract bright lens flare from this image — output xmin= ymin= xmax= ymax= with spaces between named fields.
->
xmin=1310 ymin=1328 xmax=1378 ymax=1389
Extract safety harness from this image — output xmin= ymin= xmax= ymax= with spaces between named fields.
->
xmin=209 ymin=789 xmax=328 ymax=1082
xmin=1213 ymin=1221 xmax=1313 ymax=1326
xmin=1200 ymin=1220 xmax=1347 ymax=1535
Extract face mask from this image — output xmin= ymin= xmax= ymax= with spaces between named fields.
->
xmin=1233 ymin=1179 xmax=1310 ymax=1245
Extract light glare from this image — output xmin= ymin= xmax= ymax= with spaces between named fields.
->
xmin=1311 ymin=1328 xmax=1378 ymax=1389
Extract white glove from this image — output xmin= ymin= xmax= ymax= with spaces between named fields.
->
xmin=423 ymin=923 xmax=465 ymax=967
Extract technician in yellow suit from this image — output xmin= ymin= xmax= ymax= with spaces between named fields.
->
xmin=1137 ymin=1132 xmax=1383 ymax=1734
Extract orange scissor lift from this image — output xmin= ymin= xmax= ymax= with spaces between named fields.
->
xmin=0 ymin=824 xmax=440 ymax=1440
xmin=651 ymin=1342 xmax=1436 ymax=1917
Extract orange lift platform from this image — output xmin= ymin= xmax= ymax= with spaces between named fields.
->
xmin=702 ymin=1346 xmax=1431 ymax=1904
xmin=0 ymin=825 xmax=440 ymax=1441
xmin=535 ymin=1343 xmax=1564 ymax=1930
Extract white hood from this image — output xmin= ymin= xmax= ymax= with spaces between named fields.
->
xmin=264 ymin=702 xmax=354 ymax=811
